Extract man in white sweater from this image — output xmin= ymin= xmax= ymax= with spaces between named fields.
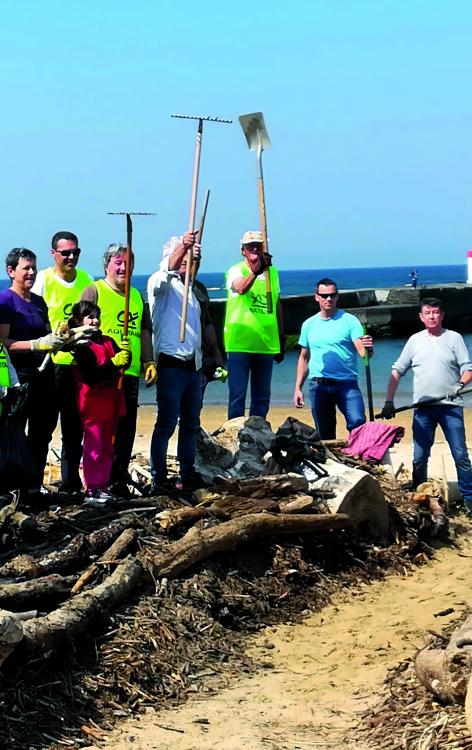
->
xmin=380 ymin=297 xmax=472 ymax=512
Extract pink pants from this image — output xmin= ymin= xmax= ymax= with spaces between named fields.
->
xmin=82 ymin=418 xmax=115 ymax=492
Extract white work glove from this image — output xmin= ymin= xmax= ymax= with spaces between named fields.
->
xmin=0 ymin=386 xmax=7 ymax=400
xmin=31 ymin=333 xmax=64 ymax=352
xmin=446 ymin=383 xmax=464 ymax=401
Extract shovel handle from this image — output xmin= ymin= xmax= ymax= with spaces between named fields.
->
xmin=257 ymin=175 xmax=273 ymax=314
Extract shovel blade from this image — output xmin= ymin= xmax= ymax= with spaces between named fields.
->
xmin=239 ymin=112 xmax=271 ymax=151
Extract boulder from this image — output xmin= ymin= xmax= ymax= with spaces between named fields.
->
xmin=315 ymin=458 xmax=390 ymax=538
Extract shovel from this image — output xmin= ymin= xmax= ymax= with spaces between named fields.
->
xmin=239 ymin=112 xmax=273 ymax=313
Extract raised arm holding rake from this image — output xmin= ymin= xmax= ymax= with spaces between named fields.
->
xmin=147 ymin=231 xmax=208 ymax=495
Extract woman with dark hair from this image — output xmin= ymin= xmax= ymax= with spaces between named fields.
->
xmin=0 ymin=248 xmax=62 ymax=494
xmin=69 ymin=300 xmax=130 ymax=503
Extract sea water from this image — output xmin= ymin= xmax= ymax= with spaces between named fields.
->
xmin=140 ymin=340 xmax=472 ymax=410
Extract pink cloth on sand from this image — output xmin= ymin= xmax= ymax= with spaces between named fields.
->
xmin=342 ymin=422 xmax=405 ymax=462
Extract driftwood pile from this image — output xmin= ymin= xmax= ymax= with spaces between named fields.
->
xmin=353 ymin=608 xmax=472 ymax=750
xmin=0 ymin=451 xmax=449 ymax=749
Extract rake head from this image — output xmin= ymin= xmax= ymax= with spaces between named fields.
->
xmin=171 ymin=113 xmax=232 ymax=124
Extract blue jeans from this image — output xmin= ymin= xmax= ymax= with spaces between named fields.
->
xmin=227 ymin=352 xmax=274 ymax=420
xmin=309 ymin=379 xmax=366 ymax=439
xmin=150 ymin=366 xmax=202 ymax=482
xmin=412 ymin=405 xmax=472 ymax=502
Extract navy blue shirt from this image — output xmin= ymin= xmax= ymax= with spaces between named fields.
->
xmin=0 ymin=288 xmax=50 ymax=374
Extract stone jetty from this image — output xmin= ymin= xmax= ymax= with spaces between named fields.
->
xmin=209 ymin=283 xmax=472 ymax=340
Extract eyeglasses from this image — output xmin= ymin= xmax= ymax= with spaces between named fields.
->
xmin=318 ymin=292 xmax=337 ymax=299
xmin=56 ymin=248 xmax=81 ymax=258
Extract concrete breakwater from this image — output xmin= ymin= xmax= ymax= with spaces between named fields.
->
xmin=209 ymin=284 xmax=472 ymax=340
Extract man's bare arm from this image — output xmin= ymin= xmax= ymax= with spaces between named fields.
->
xmin=385 ymin=370 xmax=402 ymax=402
xmin=293 ymin=347 xmax=310 ymax=408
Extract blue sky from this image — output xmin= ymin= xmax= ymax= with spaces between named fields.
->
xmin=0 ymin=0 xmax=471 ymax=275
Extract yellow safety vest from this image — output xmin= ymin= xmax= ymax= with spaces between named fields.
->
xmin=94 ymin=279 xmax=143 ymax=377
xmin=224 ymin=262 xmax=280 ymax=354
xmin=0 ymin=343 xmax=11 ymax=418
xmin=42 ymin=267 xmax=94 ymax=365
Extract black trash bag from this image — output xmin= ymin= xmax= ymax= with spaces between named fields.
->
xmin=2 ymin=384 xmax=29 ymax=417
xmin=269 ymin=416 xmax=327 ymax=472
xmin=0 ymin=385 xmax=37 ymax=492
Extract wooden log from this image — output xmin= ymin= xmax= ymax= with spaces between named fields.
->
xmin=9 ymin=511 xmax=38 ymax=538
xmin=156 ymin=495 xmax=280 ymax=530
xmin=21 ymin=557 xmax=143 ymax=657
xmin=5 ymin=512 xmax=350 ymax=662
xmin=415 ymin=614 xmax=472 ymax=703
xmin=71 ymin=528 xmax=138 ymax=594
xmin=465 ymin=675 xmax=472 ymax=736
xmin=0 ymin=574 xmax=75 ymax=609
xmin=279 ymin=495 xmax=317 ymax=514
xmin=141 ymin=512 xmax=350 ymax=580
xmin=0 ymin=608 xmax=25 ymax=665
xmin=0 ymin=495 xmax=18 ymax=532
xmin=321 ymin=439 xmax=347 ymax=448
xmin=206 ymin=474 xmax=309 ymax=499
xmin=0 ymin=519 xmax=138 ymax=579
xmin=155 ymin=507 xmax=217 ymax=530
xmin=206 ymin=495 xmax=279 ymax=516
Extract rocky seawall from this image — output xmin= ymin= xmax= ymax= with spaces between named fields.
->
xmin=209 ymin=284 xmax=472 ymax=341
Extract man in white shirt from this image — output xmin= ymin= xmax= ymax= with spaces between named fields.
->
xmin=380 ymin=297 xmax=472 ymax=512
xmin=147 ymin=231 xmax=205 ymax=494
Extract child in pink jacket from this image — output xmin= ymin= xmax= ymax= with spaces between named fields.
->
xmin=69 ymin=301 xmax=130 ymax=503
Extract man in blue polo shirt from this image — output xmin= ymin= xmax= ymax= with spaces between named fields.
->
xmin=293 ymin=277 xmax=373 ymax=438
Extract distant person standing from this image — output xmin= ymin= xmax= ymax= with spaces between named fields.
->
xmin=410 ymin=268 xmax=419 ymax=288
xmin=293 ymin=277 xmax=373 ymax=439
xmin=191 ymin=258 xmax=225 ymax=398
xmin=81 ymin=244 xmax=156 ymax=494
xmin=33 ymin=231 xmax=94 ymax=493
xmin=224 ymin=231 xmax=284 ymax=420
xmin=380 ymin=297 xmax=472 ymax=512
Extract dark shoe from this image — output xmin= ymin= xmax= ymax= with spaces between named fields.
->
xmin=149 ymin=478 xmax=179 ymax=497
xmin=177 ymin=471 xmax=210 ymax=493
xmin=109 ymin=480 xmax=131 ymax=498
xmin=57 ymin=482 xmax=83 ymax=494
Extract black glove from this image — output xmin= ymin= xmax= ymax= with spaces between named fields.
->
xmin=446 ymin=383 xmax=464 ymax=401
xmin=380 ymin=400 xmax=395 ymax=419
xmin=274 ymin=335 xmax=285 ymax=364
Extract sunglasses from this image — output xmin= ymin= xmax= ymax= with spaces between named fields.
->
xmin=318 ymin=292 xmax=337 ymax=299
xmin=56 ymin=248 xmax=81 ymax=258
